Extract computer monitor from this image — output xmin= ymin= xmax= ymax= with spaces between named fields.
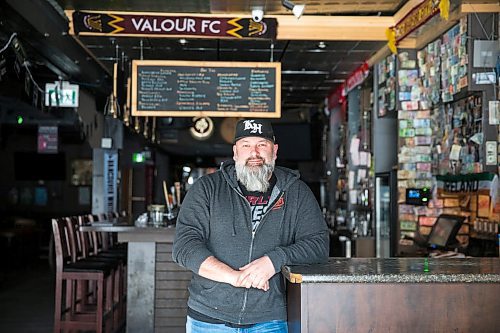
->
xmin=427 ymin=214 xmax=465 ymax=249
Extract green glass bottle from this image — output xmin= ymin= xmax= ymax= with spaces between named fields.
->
xmin=423 ymin=258 xmax=430 ymax=273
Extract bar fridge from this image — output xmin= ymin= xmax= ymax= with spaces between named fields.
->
xmin=375 ymin=171 xmax=398 ymax=257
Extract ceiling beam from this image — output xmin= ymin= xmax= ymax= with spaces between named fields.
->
xmin=398 ymin=38 xmax=417 ymax=49
xmin=64 ymin=10 xmax=394 ymax=42
xmin=276 ymin=16 xmax=393 ymax=41
xmin=366 ymin=45 xmax=390 ymax=67
xmin=367 ymin=0 xmax=499 ymax=66
xmin=393 ymin=0 xmax=425 ymax=23
xmin=461 ymin=3 xmax=500 ymax=13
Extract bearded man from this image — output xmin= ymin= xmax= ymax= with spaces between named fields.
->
xmin=173 ymin=118 xmax=329 ymax=333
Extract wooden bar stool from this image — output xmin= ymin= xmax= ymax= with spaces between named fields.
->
xmin=76 ymin=215 xmax=127 ymax=330
xmin=51 ymin=218 xmax=115 ymax=333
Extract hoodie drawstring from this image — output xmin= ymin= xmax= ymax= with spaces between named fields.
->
xmin=229 ymin=191 xmax=237 ymax=236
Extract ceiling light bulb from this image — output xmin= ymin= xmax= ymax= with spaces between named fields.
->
xmin=318 ymin=42 xmax=326 ymax=49
xmin=292 ymin=4 xmax=305 ymax=18
xmin=282 ymin=0 xmax=305 ymax=19
xmin=106 ymin=93 xmax=117 ymax=117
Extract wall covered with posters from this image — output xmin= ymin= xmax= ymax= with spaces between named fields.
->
xmin=387 ymin=14 xmax=499 ymax=256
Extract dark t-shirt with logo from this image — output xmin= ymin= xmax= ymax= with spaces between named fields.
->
xmin=239 ymin=174 xmax=277 ymax=232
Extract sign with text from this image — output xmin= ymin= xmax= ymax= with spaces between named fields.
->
xmin=393 ymin=0 xmax=441 ymax=42
xmin=38 ymin=126 xmax=58 ymax=154
xmin=436 ymin=172 xmax=497 ymax=195
xmin=67 ymin=10 xmax=277 ymax=39
xmin=345 ymin=62 xmax=369 ymax=94
xmin=45 ymin=81 xmax=79 ymax=108
xmin=131 ymin=60 xmax=281 ymax=118
xmin=103 ymin=150 xmax=118 ymax=213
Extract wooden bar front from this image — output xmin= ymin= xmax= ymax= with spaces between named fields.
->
xmin=284 ymin=258 xmax=500 ymax=333
xmin=118 ymin=228 xmax=190 ymax=333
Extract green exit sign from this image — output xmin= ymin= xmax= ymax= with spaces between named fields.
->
xmin=45 ymin=81 xmax=79 ymax=107
xmin=132 ymin=153 xmax=145 ymax=163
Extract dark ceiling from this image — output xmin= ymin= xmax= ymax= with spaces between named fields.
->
xmin=56 ymin=0 xmax=407 ymax=15
xmin=81 ymin=36 xmax=386 ymax=108
xmin=0 ymin=0 xmax=406 ymax=158
xmin=1 ymin=0 xmax=406 ymax=109
xmin=58 ymin=0 xmax=406 ymax=109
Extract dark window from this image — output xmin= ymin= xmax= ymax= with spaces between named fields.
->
xmin=14 ymin=152 xmax=66 ymax=181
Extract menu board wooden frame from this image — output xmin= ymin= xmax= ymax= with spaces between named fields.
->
xmin=131 ymin=60 xmax=281 ymax=118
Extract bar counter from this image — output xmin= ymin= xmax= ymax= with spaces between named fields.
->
xmin=81 ymin=218 xmax=190 ymax=333
xmin=283 ymin=258 xmax=500 ymax=333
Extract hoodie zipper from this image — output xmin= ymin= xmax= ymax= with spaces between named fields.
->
xmin=233 ymin=188 xmax=253 ymax=324
xmin=235 ymin=189 xmax=284 ymax=324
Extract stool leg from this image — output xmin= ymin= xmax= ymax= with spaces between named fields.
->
xmin=106 ymin=274 xmax=114 ymax=332
xmin=66 ymin=279 xmax=74 ymax=319
xmin=53 ymin=276 xmax=62 ymax=333
xmin=96 ymin=278 xmax=104 ymax=333
xmin=76 ymin=279 xmax=90 ymax=312
xmin=114 ymin=266 xmax=123 ymax=330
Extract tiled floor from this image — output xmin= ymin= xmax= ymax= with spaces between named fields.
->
xmin=0 ymin=260 xmax=54 ymax=332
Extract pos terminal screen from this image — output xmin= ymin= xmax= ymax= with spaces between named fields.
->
xmin=427 ymin=215 xmax=464 ymax=248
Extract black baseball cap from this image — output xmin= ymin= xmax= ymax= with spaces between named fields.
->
xmin=233 ymin=119 xmax=275 ymax=143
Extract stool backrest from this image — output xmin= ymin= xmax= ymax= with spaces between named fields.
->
xmin=51 ymin=218 xmax=73 ymax=272
xmin=66 ymin=216 xmax=92 ymax=261
xmin=80 ymin=214 xmax=115 ymax=254
xmin=77 ymin=215 xmax=96 ymax=258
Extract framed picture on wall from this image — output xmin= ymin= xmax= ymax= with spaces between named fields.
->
xmin=34 ymin=186 xmax=48 ymax=206
xmin=71 ymin=159 xmax=92 ymax=186
xmin=78 ymin=186 xmax=91 ymax=206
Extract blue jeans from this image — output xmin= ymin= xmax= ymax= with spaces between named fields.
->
xmin=186 ymin=316 xmax=288 ymax=333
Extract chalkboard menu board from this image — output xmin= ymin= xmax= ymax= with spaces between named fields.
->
xmin=131 ymin=60 xmax=281 ymax=118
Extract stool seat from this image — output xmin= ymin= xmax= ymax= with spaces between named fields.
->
xmin=64 ymin=261 xmax=114 ymax=275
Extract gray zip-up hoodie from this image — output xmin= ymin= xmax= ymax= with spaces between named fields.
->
xmin=172 ymin=160 xmax=329 ymax=325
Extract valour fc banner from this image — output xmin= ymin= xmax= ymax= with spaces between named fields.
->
xmin=66 ymin=10 xmax=277 ymax=39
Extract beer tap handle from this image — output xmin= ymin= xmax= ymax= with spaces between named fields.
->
xmin=163 ymin=181 xmax=174 ymax=216
xmin=171 ymin=186 xmax=177 ymax=207
xmin=174 ymin=182 xmax=181 ymax=206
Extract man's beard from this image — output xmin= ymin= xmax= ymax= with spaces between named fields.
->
xmin=235 ymin=158 xmax=275 ymax=192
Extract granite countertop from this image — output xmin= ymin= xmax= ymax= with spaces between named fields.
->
xmin=282 ymin=258 xmax=500 ymax=284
